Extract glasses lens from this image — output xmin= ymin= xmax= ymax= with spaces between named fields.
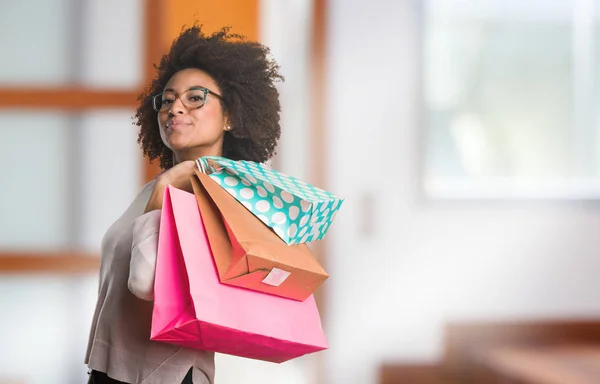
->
xmin=154 ymin=92 xmax=176 ymax=111
xmin=183 ymin=89 xmax=206 ymax=109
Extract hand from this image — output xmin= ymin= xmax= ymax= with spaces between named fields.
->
xmin=144 ymin=160 xmax=197 ymax=213
xmin=156 ymin=160 xmax=196 ymax=192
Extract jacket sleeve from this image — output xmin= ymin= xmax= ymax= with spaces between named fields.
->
xmin=128 ymin=209 xmax=161 ymax=301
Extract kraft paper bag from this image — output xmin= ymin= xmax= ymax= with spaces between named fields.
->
xmin=191 ymin=170 xmax=328 ymax=302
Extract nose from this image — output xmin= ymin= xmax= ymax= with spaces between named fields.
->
xmin=168 ymin=97 xmax=186 ymax=116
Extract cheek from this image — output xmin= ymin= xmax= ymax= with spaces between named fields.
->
xmin=192 ymin=108 xmax=225 ymax=131
xmin=157 ymin=114 xmax=169 ymax=142
xmin=157 ymin=113 xmax=167 ymax=129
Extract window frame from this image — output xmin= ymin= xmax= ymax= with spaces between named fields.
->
xmin=0 ymin=0 xmax=164 ymax=273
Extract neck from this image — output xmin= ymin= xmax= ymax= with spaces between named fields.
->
xmin=173 ymin=144 xmax=223 ymax=165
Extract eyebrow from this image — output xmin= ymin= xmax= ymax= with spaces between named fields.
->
xmin=163 ymin=86 xmax=207 ymax=93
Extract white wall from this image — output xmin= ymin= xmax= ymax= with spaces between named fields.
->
xmin=261 ymin=0 xmax=313 ymax=181
xmin=323 ymin=1 xmax=600 ymax=383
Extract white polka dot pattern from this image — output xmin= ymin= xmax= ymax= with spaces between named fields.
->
xmin=289 ymin=206 xmax=299 ymax=220
xmin=280 ymin=190 xmax=294 ymax=203
xmin=256 ymin=186 xmax=268 ymax=198
xmin=224 ymin=177 xmax=238 ymax=186
xmin=288 ymin=223 xmax=297 ymax=238
xmin=299 ymin=215 xmax=309 ymax=227
xmin=203 ymin=156 xmax=343 ymax=244
xmin=256 ymin=200 xmax=270 ymax=213
xmin=263 ymin=182 xmax=275 ymax=193
xmin=272 ymin=196 xmax=284 ymax=209
xmin=240 ymin=188 xmax=254 ymax=199
xmin=298 ymin=226 xmax=308 ymax=237
xmin=300 ymin=200 xmax=311 ymax=212
xmin=271 ymin=212 xmax=286 ymax=225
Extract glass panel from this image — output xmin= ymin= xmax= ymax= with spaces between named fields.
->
xmin=0 ymin=109 xmax=142 ymax=251
xmin=0 ymin=0 xmax=73 ymax=85
xmin=0 ymin=111 xmax=72 ymax=249
xmin=0 ymin=276 xmax=98 ymax=384
xmin=423 ymin=0 xmax=600 ymax=198
xmin=78 ymin=109 xmax=143 ymax=252
xmin=81 ymin=0 xmax=143 ymax=89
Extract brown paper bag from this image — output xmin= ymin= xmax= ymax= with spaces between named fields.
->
xmin=191 ymin=170 xmax=328 ymax=301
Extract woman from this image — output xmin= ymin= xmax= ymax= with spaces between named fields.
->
xmin=85 ymin=25 xmax=283 ymax=384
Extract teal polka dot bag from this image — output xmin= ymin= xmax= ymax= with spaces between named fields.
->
xmin=196 ymin=156 xmax=344 ymax=245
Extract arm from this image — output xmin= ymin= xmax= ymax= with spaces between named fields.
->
xmin=128 ymin=209 xmax=161 ymax=301
xmin=128 ymin=160 xmax=197 ymax=300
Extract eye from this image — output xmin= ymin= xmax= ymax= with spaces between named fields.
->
xmin=161 ymin=94 xmax=175 ymax=104
xmin=189 ymin=96 xmax=204 ymax=102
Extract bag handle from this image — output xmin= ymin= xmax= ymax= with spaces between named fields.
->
xmin=196 ymin=156 xmax=227 ymax=175
xmin=195 ymin=158 xmax=208 ymax=174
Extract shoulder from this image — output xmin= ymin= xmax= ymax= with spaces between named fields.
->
xmin=127 ymin=179 xmax=158 ymax=213
xmin=139 ymin=179 xmax=158 ymax=197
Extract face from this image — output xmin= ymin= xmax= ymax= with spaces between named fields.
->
xmin=157 ymin=68 xmax=229 ymax=163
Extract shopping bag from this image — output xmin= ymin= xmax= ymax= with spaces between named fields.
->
xmin=191 ymin=170 xmax=328 ymax=301
xmin=196 ymin=156 xmax=343 ymax=245
xmin=150 ymin=185 xmax=328 ymax=363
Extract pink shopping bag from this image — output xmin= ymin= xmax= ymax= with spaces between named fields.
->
xmin=150 ymin=185 xmax=328 ymax=363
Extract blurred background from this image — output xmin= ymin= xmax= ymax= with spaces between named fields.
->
xmin=2 ymin=0 xmax=600 ymax=383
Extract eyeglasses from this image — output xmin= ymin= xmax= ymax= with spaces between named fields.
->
xmin=152 ymin=86 xmax=222 ymax=112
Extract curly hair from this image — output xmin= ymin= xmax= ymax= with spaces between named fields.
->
xmin=134 ymin=25 xmax=284 ymax=170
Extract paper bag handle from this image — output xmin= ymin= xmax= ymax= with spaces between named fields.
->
xmin=195 ymin=158 xmax=208 ymax=174
xmin=195 ymin=157 xmax=223 ymax=175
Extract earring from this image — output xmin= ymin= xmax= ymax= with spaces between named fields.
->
xmin=226 ymin=125 xmax=231 ymax=131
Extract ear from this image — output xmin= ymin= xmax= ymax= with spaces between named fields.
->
xmin=223 ymin=113 xmax=231 ymax=132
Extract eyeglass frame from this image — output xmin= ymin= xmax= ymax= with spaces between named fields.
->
xmin=152 ymin=86 xmax=222 ymax=113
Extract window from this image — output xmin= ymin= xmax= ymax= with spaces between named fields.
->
xmin=423 ymin=0 xmax=600 ymax=199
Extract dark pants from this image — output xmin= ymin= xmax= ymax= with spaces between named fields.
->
xmin=88 ymin=368 xmax=193 ymax=384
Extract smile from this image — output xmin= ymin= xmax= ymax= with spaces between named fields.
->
xmin=166 ymin=120 xmax=191 ymax=129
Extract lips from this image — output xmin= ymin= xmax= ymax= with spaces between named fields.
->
xmin=166 ymin=119 xmax=191 ymax=130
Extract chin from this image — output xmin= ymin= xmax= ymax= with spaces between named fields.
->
xmin=167 ymin=141 xmax=211 ymax=158
xmin=165 ymin=134 xmax=221 ymax=155
xmin=166 ymin=136 xmax=195 ymax=151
